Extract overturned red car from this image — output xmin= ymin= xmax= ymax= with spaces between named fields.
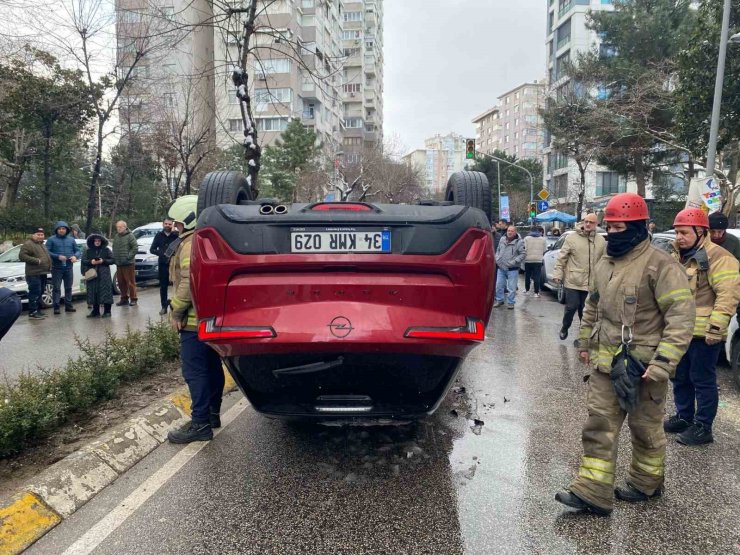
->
xmin=190 ymin=170 xmax=494 ymax=421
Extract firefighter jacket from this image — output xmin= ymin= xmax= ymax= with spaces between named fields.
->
xmin=577 ymin=239 xmax=695 ymax=381
xmin=169 ymin=230 xmax=197 ymax=331
xmin=552 ymin=229 xmax=605 ymax=291
xmin=670 ymin=235 xmax=739 ymax=342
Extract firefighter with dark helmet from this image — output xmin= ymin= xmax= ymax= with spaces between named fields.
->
xmin=166 ymin=195 xmax=225 ymax=444
xmin=664 ymin=208 xmax=739 ymax=446
xmin=556 ymin=193 xmax=695 ymax=516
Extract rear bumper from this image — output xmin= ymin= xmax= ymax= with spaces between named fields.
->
xmin=224 ymin=352 xmax=464 ymax=420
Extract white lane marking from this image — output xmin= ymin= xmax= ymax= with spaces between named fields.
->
xmin=61 ymin=399 xmax=248 ymax=555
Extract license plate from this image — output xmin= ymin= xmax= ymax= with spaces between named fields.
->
xmin=291 ymin=230 xmax=391 ymax=253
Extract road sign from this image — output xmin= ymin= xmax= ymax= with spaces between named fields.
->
xmin=537 ymin=200 xmax=549 ymax=212
xmin=537 ymin=189 xmax=550 ymax=201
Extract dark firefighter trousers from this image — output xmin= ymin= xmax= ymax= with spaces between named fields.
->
xmin=569 ymin=370 xmax=667 ymax=511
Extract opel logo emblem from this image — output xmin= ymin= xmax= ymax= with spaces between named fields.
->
xmin=329 ymin=316 xmax=353 ymax=338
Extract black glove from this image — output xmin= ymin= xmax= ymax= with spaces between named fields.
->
xmin=610 ymin=343 xmax=644 ymax=413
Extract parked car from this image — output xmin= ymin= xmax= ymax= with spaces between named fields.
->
xmin=0 ymin=239 xmax=118 ymax=306
xmin=132 ymin=222 xmax=163 ymax=282
xmin=190 ymin=170 xmax=494 ymax=421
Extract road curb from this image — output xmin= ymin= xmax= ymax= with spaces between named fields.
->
xmin=0 ymin=368 xmax=238 ymax=554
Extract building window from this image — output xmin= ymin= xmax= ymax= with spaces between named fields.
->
xmin=163 ymin=92 xmax=176 ymax=108
xmin=302 ymin=0 xmax=314 ymax=7
xmin=595 ymin=172 xmax=624 ymax=195
xmin=344 ymin=137 xmax=362 ymax=146
xmin=228 ymin=119 xmax=243 ymax=132
xmin=258 ymin=58 xmax=290 ymax=75
xmin=523 ymin=142 xmax=537 ymax=150
xmin=343 ymin=83 xmax=361 ymax=93
xmin=254 ymin=88 xmax=292 ymax=111
xmin=344 ymin=117 xmax=363 ymax=128
xmin=256 ymin=117 xmax=289 ymax=132
xmin=504 ymin=135 xmax=509 ymax=143
xmin=553 ymin=174 xmax=568 ymax=198
xmin=343 ymin=11 xmax=362 ymax=22
xmin=301 ymin=14 xmax=316 ymax=26
xmin=342 ymin=30 xmax=362 ymax=40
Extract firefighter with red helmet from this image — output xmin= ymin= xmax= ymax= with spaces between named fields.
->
xmin=663 ymin=208 xmax=740 ymax=445
xmin=556 ymin=193 xmax=695 ymax=516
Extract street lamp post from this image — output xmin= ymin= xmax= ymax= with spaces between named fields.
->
xmin=476 ymin=151 xmax=534 ymax=220
xmin=705 ymin=0 xmax=735 ymax=177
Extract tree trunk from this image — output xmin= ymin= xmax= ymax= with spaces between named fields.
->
xmin=0 ymin=175 xmax=21 ymax=209
xmin=576 ymin=161 xmax=586 ymax=221
xmin=634 ymin=154 xmax=646 ymax=198
xmin=85 ymin=120 xmax=105 ymax=235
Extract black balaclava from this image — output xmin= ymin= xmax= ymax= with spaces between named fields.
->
xmin=679 ymin=227 xmax=704 ymax=260
xmin=607 ymin=220 xmax=649 ymax=258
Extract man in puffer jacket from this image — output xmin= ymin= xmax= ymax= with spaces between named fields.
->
xmin=524 ymin=226 xmax=546 ymax=297
xmin=45 ymin=221 xmax=81 ymax=314
xmin=553 ymin=213 xmax=605 ymax=340
xmin=494 ymin=225 xmax=526 ymax=309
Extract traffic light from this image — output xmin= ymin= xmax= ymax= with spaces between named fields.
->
xmin=529 ymin=202 xmax=537 ymax=219
xmin=465 ymin=139 xmax=476 ymax=160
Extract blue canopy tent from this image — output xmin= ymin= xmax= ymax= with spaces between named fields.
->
xmin=534 ymin=210 xmax=577 ymax=224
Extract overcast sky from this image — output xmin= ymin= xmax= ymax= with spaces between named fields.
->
xmin=383 ymin=0 xmax=546 ymax=153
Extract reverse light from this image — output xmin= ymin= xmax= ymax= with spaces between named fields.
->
xmin=311 ymin=203 xmax=372 ymax=211
xmin=404 ymin=318 xmax=486 ymax=342
xmin=198 ymin=319 xmax=276 ymax=341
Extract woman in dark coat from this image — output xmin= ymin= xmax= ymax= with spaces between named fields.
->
xmin=82 ymin=234 xmax=115 ymax=317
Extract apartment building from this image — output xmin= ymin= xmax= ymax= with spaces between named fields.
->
xmin=116 ymin=0 xmax=216 ymax=143
xmin=340 ymin=0 xmax=384 ymax=163
xmin=117 ymin=0 xmax=383 ymax=163
xmin=214 ymin=0 xmax=383 ymax=156
xmin=544 ymin=0 xmax=626 ymax=205
xmin=472 ymin=82 xmax=545 ymax=160
xmin=472 ymin=107 xmax=499 ymax=157
xmin=402 ymin=133 xmax=467 ymax=196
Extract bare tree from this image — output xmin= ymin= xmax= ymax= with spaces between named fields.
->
xmin=148 ymin=74 xmax=218 ymax=198
xmin=216 ymin=0 xmax=348 ymax=196
xmin=541 ymin=79 xmax=604 ymax=219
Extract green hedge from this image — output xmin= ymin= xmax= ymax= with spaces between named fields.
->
xmin=0 ymin=320 xmax=180 ymax=458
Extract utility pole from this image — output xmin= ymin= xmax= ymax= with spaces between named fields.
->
xmin=705 ymin=0 xmax=732 ymax=178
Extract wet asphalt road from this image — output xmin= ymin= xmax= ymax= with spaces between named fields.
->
xmin=0 ymin=284 xmax=163 ymax=380
xmin=24 ymin=281 xmax=740 ymax=554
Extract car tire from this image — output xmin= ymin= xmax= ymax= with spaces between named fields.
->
xmin=41 ymin=282 xmax=53 ymax=308
xmin=445 ymin=171 xmax=492 ymax=224
xmin=732 ymin=336 xmax=740 ymax=389
xmin=197 ymin=171 xmax=252 ymax=214
xmin=557 ymin=284 xmax=566 ymax=304
xmin=112 ymin=272 xmax=120 ymax=295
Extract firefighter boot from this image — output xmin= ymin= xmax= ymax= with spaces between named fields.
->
xmin=615 ymin=482 xmax=662 ymax=503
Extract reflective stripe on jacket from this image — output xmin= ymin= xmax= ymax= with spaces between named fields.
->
xmin=169 ymin=230 xmax=197 ymax=331
xmin=670 ymin=235 xmax=740 ymax=340
xmin=578 ymin=239 xmax=695 ymax=378
xmin=552 ymin=229 xmax=605 ymax=291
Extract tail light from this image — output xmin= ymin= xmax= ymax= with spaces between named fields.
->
xmin=404 ymin=318 xmax=485 ymax=342
xmin=198 ymin=318 xmax=276 ymax=341
xmin=311 ymin=203 xmax=372 ymax=211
